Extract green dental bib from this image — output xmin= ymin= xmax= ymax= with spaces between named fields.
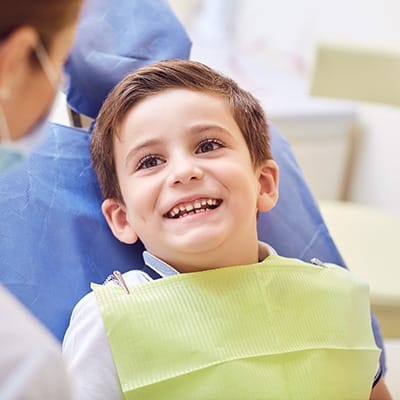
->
xmin=93 ymin=255 xmax=380 ymax=399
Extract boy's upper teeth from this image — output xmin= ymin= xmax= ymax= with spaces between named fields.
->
xmin=167 ymin=198 xmax=220 ymax=218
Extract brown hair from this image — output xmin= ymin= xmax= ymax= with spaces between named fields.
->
xmin=91 ymin=59 xmax=272 ymax=202
xmin=0 ymin=0 xmax=82 ymax=50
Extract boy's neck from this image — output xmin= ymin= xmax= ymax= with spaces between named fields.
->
xmin=145 ymin=240 xmax=274 ymax=274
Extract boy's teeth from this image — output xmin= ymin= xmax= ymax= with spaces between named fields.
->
xmin=167 ymin=198 xmax=220 ymax=218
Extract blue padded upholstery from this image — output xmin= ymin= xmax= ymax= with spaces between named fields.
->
xmin=65 ymin=0 xmax=191 ymax=119
xmin=0 ymin=124 xmax=142 ymax=341
xmin=0 ymin=0 xmax=385 ymax=376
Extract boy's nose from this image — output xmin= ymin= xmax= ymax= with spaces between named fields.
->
xmin=167 ymin=156 xmax=204 ymax=186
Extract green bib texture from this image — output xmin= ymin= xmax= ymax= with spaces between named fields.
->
xmin=93 ymin=255 xmax=380 ymax=400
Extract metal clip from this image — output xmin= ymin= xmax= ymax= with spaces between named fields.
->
xmin=104 ymin=270 xmax=130 ymax=294
xmin=310 ymin=257 xmax=326 ymax=267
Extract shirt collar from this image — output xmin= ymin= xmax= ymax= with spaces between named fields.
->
xmin=142 ymin=251 xmax=179 ymax=277
xmin=143 ymin=241 xmax=277 ymax=277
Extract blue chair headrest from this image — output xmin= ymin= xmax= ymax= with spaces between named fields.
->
xmin=64 ymin=0 xmax=191 ymax=119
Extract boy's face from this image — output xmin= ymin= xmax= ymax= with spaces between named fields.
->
xmin=102 ymin=89 xmax=278 ymax=272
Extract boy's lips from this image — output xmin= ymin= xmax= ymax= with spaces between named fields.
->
xmin=164 ymin=198 xmax=222 ymax=219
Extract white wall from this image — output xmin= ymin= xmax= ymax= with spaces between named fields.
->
xmin=169 ymin=0 xmax=400 ymax=213
xmin=235 ymin=0 xmax=400 ymax=213
xmin=351 ymin=105 xmax=400 ymax=213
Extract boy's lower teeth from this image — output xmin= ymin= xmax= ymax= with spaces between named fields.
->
xmin=178 ymin=207 xmax=208 ymax=218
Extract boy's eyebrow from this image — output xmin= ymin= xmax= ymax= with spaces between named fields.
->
xmin=125 ymin=138 xmax=162 ymax=166
xmin=190 ymin=123 xmax=233 ymax=137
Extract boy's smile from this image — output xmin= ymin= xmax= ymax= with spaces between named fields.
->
xmin=165 ymin=198 xmax=222 ymax=219
xmin=103 ymin=88 xmax=278 ymax=272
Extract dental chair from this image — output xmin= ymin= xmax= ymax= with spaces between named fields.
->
xmin=0 ymin=0 xmax=386 ymax=376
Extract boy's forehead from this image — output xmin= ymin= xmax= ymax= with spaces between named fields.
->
xmin=114 ymin=89 xmax=240 ymax=147
xmin=120 ymin=88 xmax=232 ymax=126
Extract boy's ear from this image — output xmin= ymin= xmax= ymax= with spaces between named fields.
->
xmin=101 ymin=198 xmax=138 ymax=244
xmin=256 ymin=159 xmax=279 ymax=212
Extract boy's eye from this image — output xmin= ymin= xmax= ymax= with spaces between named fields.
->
xmin=196 ymin=139 xmax=224 ymax=154
xmin=136 ymin=155 xmax=165 ymax=171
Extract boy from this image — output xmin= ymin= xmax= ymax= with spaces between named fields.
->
xmin=63 ymin=60 xmax=382 ymax=399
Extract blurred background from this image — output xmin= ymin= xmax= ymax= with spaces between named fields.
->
xmin=49 ymin=0 xmax=399 ymax=395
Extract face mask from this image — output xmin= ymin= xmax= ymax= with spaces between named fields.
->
xmin=0 ymin=117 xmax=50 ymax=173
xmin=0 ymin=41 xmax=58 ymax=174
xmin=0 ymin=146 xmax=23 ymax=173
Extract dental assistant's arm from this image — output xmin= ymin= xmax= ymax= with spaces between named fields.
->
xmin=0 ymin=285 xmax=72 ymax=400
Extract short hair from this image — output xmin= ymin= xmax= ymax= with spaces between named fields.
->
xmin=91 ymin=59 xmax=272 ymax=202
xmin=0 ymin=0 xmax=82 ymax=50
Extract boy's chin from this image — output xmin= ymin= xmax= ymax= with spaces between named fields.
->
xmin=167 ymin=232 xmax=230 ymax=260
